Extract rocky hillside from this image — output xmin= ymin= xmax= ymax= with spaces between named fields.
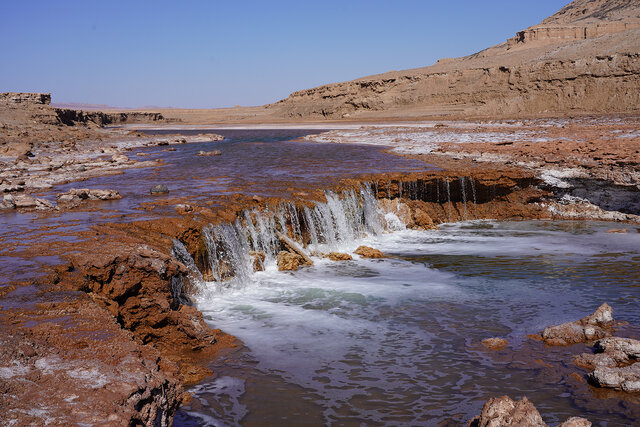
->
xmin=269 ymin=0 xmax=640 ymax=119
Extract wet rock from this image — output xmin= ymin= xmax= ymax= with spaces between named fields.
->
xmin=324 ymin=252 xmax=353 ymax=261
xmin=150 ymin=184 xmax=169 ymax=195
xmin=482 ymin=337 xmax=508 ymax=351
xmin=57 ymin=188 xmax=121 ymax=204
xmin=595 ymin=337 xmax=640 ymax=359
xmin=111 ymin=154 xmax=129 ymax=163
xmin=277 ymin=251 xmax=302 ymax=271
xmin=469 ymin=396 xmax=546 ymax=427
xmin=13 ymin=194 xmax=36 ymax=208
xmin=175 ymin=204 xmax=193 ymax=214
xmin=413 ymin=207 xmax=436 ymax=229
xmin=197 ymin=150 xmax=222 ymax=157
xmin=35 ymin=198 xmax=55 ymax=210
xmin=250 ymin=251 xmax=266 ymax=271
xmin=606 ymin=228 xmax=627 ymax=233
xmin=589 ymin=363 xmax=640 ymax=392
xmin=573 ymin=352 xmax=620 ymax=370
xmin=540 ymin=303 xmax=614 ymax=346
xmin=354 ymin=245 xmax=384 ymax=258
xmin=378 ymin=198 xmax=414 ymax=227
xmin=469 ymin=396 xmax=591 ymax=427
xmin=276 ymin=232 xmax=313 ymax=266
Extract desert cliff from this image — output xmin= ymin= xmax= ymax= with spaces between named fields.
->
xmin=268 ymin=0 xmax=640 ymax=120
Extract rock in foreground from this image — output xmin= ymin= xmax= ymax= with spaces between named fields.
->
xmin=469 ymin=396 xmax=591 ymax=426
xmin=574 ymin=337 xmax=640 ymax=393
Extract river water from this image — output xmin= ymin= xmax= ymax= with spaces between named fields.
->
xmin=173 ymin=187 xmax=640 ymax=426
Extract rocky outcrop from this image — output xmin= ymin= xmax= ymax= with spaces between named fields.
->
xmin=538 ymin=303 xmax=615 ymax=345
xmin=57 ymin=188 xmax=121 ymax=204
xmin=469 ymin=396 xmax=591 ymax=427
xmin=574 ymin=337 xmax=640 ymax=393
xmin=54 ymin=108 xmax=164 ymax=127
xmin=0 ymin=92 xmax=51 ymax=105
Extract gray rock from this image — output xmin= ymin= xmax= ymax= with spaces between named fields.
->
xmin=595 ymin=337 xmax=640 ymax=359
xmin=197 ymin=150 xmax=222 ymax=157
xmin=589 ymin=363 xmax=640 ymax=392
xmin=150 ymin=184 xmax=169 ymax=195
xmin=35 ymin=198 xmax=55 ymax=210
xmin=559 ymin=417 xmax=592 ymax=427
xmin=540 ymin=303 xmax=614 ymax=346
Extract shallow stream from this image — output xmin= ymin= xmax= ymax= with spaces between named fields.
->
xmin=176 ymin=219 xmax=640 ymax=426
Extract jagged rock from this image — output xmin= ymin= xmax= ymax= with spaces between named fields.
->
xmin=482 ymin=337 xmax=508 ymax=351
xmin=197 ymin=150 xmax=222 ymax=156
xmin=277 ymin=251 xmax=303 ymax=271
xmin=469 ymin=396 xmax=591 ymax=427
xmin=354 ymin=245 xmax=384 ymax=258
xmin=35 ymin=198 xmax=55 ymax=210
xmin=111 ymin=154 xmax=129 ymax=163
xmin=576 ymin=337 xmax=640 ymax=392
xmin=250 ymin=251 xmax=266 ymax=271
xmin=469 ymin=396 xmax=546 ymax=427
xmin=589 ymin=363 xmax=640 ymax=392
xmin=540 ymin=303 xmax=614 ymax=345
xmin=150 ymin=184 xmax=169 ymax=195
xmin=276 ymin=232 xmax=313 ymax=266
xmin=324 ymin=252 xmax=353 ymax=261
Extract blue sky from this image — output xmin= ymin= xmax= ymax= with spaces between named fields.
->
xmin=0 ymin=1 xmax=570 ymax=108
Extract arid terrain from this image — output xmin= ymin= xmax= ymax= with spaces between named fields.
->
xmin=1 ymin=0 xmax=639 ymax=425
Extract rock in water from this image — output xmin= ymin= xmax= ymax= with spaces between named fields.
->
xmin=469 ymin=396 xmax=546 ymax=427
xmin=324 ymin=252 xmax=352 ymax=261
xmin=250 ymin=251 xmax=266 ymax=271
xmin=197 ymin=150 xmax=222 ymax=156
xmin=482 ymin=337 xmax=508 ymax=351
xmin=277 ymin=251 xmax=303 ymax=271
xmin=150 ymin=184 xmax=169 ymax=195
xmin=354 ymin=245 xmax=384 ymax=258
xmin=540 ymin=303 xmax=614 ymax=345
xmin=469 ymin=396 xmax=591 ymax=426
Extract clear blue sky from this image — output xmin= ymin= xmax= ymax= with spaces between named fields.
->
xmin=0 ymin=0 xmax=570 ymax=108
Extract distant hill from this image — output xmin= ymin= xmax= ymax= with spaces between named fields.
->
xmin=268 ymin=0 xmax=640 ymax=119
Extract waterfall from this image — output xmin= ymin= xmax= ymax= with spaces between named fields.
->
xmin=470 ymin=178 xmax=478 ymax=219
xmin=171 ymin=185 xmax=389 ymax=291
xmin=460 ymin=176 xmax=468 ymax=221
xmin=445 ymin=177 xmax=452 ymax=223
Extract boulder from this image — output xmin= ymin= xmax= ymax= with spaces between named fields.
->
xmin=482 ymin=337 xmax=508 ymax=351
xmin=277 ymin=251 xmax=302 ymax=271
xmin=469 ymin=396 xmax=546 ymax=427
xmin=150 ymin=184 xmax=169 ymax=195
xmin=540 ymin=303 xmax=614 ymax=346
xmin=197 ymin=150 xmax=222 ymax=157
xmin=354 ymin=245 xmax=384 ymax=258
xmin=575 ymin=337 xmax=640 ymax=393
xmin=469 ymin=396 xmax=591 ymax=427
xmin=324 ymin=252 xmax=353 ymax=261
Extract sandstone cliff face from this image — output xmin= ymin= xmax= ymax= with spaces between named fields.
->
xmin=270 ymin=0 xmax=640 ymax=119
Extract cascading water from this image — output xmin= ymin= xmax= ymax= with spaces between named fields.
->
xmin=172 ymin=185 xmax=389 ymax=293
